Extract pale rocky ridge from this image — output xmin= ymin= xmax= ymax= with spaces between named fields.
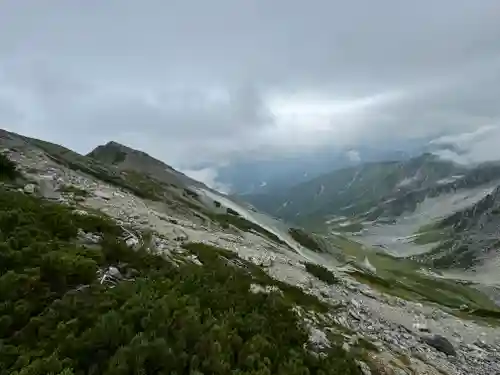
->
xmin=1 ymin=129 xmax=499 ymax=375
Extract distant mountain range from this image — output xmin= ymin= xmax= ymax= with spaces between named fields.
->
xmin=241 ymin=153 xmax=465 ymax=223
xmin=214 ymin=144 xmax=425 ymax=195
xmin=240 ymin=151 xmax=500 ymax=271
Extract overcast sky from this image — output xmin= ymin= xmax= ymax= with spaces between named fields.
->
xmin=1 ymin=1 xmax=500 ymax=174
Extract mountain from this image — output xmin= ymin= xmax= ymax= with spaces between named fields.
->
xmin=1 ymin=128 xmax=499 ymax=374
xmin=216 ymin=144 xmax=423 ymax=195
xmin=243 ymin=152 xmax=500 ymax=272
xmin=414 ymin=186 xmax=500 ymax=269
xmin=244 ymin=153 xmax=467 ymax=224
xmin=87 ymin=140 xmax=210 ymax=190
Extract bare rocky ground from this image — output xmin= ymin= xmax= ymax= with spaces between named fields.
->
xmin=2 ymin=138 xmax=500 ymax=375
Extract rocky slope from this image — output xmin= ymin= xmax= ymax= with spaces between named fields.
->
xmin=413 ymin=186 xmax=500 ymax=269
xmin=1 ymin=128 xmax=500 ymax=374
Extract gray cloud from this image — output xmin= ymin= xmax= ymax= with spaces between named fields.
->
xmin=0 ymin=0 xmax=500 ymax=175
xmin=430 ymin=125 xmax=500 ymax=164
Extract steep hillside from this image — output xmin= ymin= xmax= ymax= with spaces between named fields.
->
xmin=414 ymin=186 xmax=500 ymax=269
xmin=1 ymin=128 xmax=499 ymax=374
xmin=87 ymin=140 xmax=209 ymax=190
xmin=245 ymin=153 xmax=469 ymax=226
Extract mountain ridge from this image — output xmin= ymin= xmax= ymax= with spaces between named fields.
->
xmin=87 ymin=140 xmax=211 ymax=191
xmin=243 ymin=153 xmax=467 ymax=223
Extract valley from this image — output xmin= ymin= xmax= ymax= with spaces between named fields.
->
xmin=245 ymin=152 xmax=500 ymax=279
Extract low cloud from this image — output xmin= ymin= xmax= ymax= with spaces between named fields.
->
xmin=0 ymin=1 xmax=500 ymax=173
xmin=181 ymin=167 xmax=232 ymax=193
xmin=430 ymin=125 xmax=500 ymax=164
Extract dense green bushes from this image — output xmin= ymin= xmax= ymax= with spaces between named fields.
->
xmin=226 ymin=207 xmax=240 ymax=216
xmin=57 ymin=185 xmax=90 ymax=197
xmin=0 ymin=188 xmax=360 ymax=375
xmin=305 ymin=263 xmax=338 ymax=285
xmin=184 ymin=242 xmax=331 ymax=313
xmin=0 ymin=153 xmax=19 ymax=180
xmin=289 ymin=228 xmax=324 ymax=253
xmin=211 ymin=213 xmax=286 ymax=244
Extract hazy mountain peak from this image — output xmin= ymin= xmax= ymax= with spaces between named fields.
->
xmin=88 ymin=140 xmax=216 ymax=191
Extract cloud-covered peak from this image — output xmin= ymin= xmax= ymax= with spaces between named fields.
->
xmin=430 ymin=125 xmax=500 ymax=165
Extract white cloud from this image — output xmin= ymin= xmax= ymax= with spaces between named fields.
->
xmin=181 ymin=167 xmax=232 ymax=193
xmin=432 ymin=149 xmax=470 ymax=165
xmin=430 ymin=125 xmax=496 ymax=148
xmin=430 ymin=124 xmax=500 ymax=164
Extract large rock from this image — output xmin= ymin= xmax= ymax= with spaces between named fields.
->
xmin=308 ymin=326 xmax=330 ymax=350
xmin=23 ymin=183 xmax=36 ymax=194
xmin=412 ymin=322 xmax=430 ymax=333
xmin=94 ymin=190 xmax=112 ymax=200
xmin=125 ymin=235 xmax=140 ymax=248
xmin=422 ymin=335 xmax=457 ymax=356
xmin=107 ymin=266 xmax=123 ymax=280
xmin=355 ymin=360 xmax=372 ymax=375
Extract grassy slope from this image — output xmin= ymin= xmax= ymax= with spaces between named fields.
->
xmin=326 ymin=234 xmax=500 ymax=321
xmin=410 ymin=222 xmax=451 ymax=246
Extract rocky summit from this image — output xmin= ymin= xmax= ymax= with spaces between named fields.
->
xmin=1 ymin=128 xmax=499 ymax=375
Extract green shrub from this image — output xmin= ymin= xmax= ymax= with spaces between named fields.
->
xmin=289 ymin=228 xmax=324 ymax=253
xmin=183 ymin=242 xmax=331 ymax=313
xmin=226 ymin=207 xmax=240 ymax=216
xmin=207 ymin=212 xmax=289 ymax=246
xmin=305 ymin=262 xmax=338 ymax=285
xmin=0 ymin=153 xmax=19 ymax=180
xmin=350 ymin=271 xmax=392 ymax=290
xmin=0 ymin=189 xmax=361 ymax=375
xmin=56 ymin=184 xmax=89 ymax=197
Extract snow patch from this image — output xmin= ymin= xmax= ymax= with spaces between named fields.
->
xmin=325 ymin=216 xmax=347 ymax=224
xmin=436 ymin=175 xmax=464 ymax=185
xmin=344 ymin=171 xmax=360 ymax=190
xmin=338 ymin=220 xmax=353 ymax=227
